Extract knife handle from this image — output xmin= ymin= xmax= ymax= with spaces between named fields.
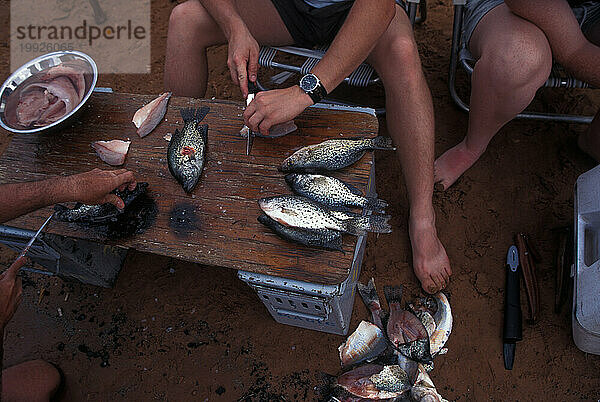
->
xmin=503 ymin=263 xmax=522 ymax=342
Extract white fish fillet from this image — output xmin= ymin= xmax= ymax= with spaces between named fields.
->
xmin=133 ymin=92 xmax=171 ymax=137
xmin=92 ymin=140 xmax=131 ymax=166
xmin=338 ymin=320 xmax=388 ymax=367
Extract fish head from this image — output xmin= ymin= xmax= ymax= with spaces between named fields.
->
xmin=280 ymin=149 xmax=312 ymax=172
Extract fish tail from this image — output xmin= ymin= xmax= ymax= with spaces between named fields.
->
xmin=357 ymin=278 xmax=381 ymax=309
xmin=180 ymin=106 xmax=210 ymax=123
xmin=364 ymin=196 xmax=388 ymax=213
xmin=384 ymin=285 xmax=403 ymax=306
xmin=343 ymin=215 xmax=392 ymax=235
xmin=53 ymin=204 xmax=69 ymax=219
xmin=370 ymin=136 xmax=396 ymax=151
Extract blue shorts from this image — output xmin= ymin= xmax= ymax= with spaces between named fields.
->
xmin=462 ymin=0 xmax=600 ymax=50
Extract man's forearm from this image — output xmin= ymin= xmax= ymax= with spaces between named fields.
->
xmin=199 ymin=0 xmax=247 ymax=39
xmin=312 ymin=0 xmax=395 ymax=92
xmin=0 ymin=177 xmax=73 ymax=224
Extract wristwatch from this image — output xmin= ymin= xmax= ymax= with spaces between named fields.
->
xmin=299 ymin=73 xmax=327 ymax=104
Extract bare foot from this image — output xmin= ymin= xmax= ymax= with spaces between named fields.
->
xmin=434 ymin=140 xmax=483 ymax=190
xmin=409 ymin=218 xmax=452 ymax=294
xmin=578 ymin=130 xmax=600 ymax=162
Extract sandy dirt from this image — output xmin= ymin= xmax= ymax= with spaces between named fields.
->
xmin=1 ymin=0 xmax=600 ymax=400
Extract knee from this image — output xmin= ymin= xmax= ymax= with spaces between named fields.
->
xmin=168 ymin=1 xmax=215 ymax=40
xmin=373 ymin=36 xmax=422 ymax=82
xmin=477 ymin=31 xmax=552 ymax=89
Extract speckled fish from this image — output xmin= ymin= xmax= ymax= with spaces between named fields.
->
xmin=258 ymin=195 xmax=392 ymax=236
xmin=54 ymin=182 xmax=149 ymax=224
xmin=280 ymin=136 xmax=396 ymax=173
xmin=336 ymin=364 xmax=410 ymax=399
xmin=285 ymin=173 xmax=388 ymax=212
xmin=384 ymin=286 xmax=432 ymax=364
xmin=168 ymin=107 xmax=209 ymax=193
xmin=338 ymin=320 xmax=388 ymax=367
xmin=357 ymin=278 xmax=386 ymax=330
xmin=257 ymin=214 xmax=342 ymax=251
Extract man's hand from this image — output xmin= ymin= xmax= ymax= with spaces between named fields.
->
xmin=0 ymin=257 xmax=27 ymax=331
xmin=243 ymin=86 xmax=313 ymax=136
xmin=228 ymin=27 xmax=259 ymax=98
xmin=63 ymin=169 xmax=137 ymax=209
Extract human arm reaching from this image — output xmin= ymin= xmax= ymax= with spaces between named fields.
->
xmin=0 ymin=169 xmax=136 ymax=224
xmin=243 ymin=0 xmax=396 ymax=135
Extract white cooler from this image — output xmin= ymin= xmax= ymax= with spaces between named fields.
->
xmin=574 ymin=164 xmax=600 ymax=354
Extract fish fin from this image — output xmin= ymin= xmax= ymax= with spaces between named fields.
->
xmin=365 ymin=214 xmax=392 ymax=233
xmin=342 ymin=215 xmax=391 ymax=235
xmin=179 ymin=108 xmax=195 ymax=123
xmin=341 ymin=218 xmax=367 ymax=236
xmin=342 ymin=180 xmax=363 ymax=196
xmin=200 ymin=124 xmax=208 ymax=142
xmin=180 ymin=107 xmax=210 ymax=123
xmin=195 ymin=106 xmax=210 ymax=122
xmin=370 ymin=136 xmax=396 ymax=151
xmin=364 ymin=197 xmax=388 ymax=213
xmin=357 ymin=278 xmax=381 ymax=307
xmin=53 ymin=204 xmax=69 ymax=218
xmin=384 ymin=285 xmax=403 ymax=306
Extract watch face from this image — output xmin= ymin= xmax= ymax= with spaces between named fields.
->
xmin=300 ymin=74 xmax=318 ymax=92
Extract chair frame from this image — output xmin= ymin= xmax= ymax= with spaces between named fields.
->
xmin=256 ymin=0 xmax=427 ymax=116
xmin=448 ymin=0 xmax=594 ymax=124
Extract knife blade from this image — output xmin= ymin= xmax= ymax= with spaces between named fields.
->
xmin=15 ymin=212 xmax=54 ymax=261
xmin=503 ymin=245 xmax=522 ymax=370
xmin=244 ymin=81 xmax=260 ymax=155
xmin=245 ymin=92 xmax=255 ymax=156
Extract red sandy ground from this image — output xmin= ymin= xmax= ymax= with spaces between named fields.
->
xmin=1 ymin=1 xmax=600 ymax=400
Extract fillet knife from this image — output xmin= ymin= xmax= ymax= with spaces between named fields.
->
xmin=244 ymin=81 xmax=259 ymax=155
xmin=14 ymin=212 xmax=54 ymax=262
xmin=503 ymin=245 xmax=523 ymax=370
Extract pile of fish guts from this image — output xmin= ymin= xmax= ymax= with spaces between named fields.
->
xmin=324 ymin=279 xmax=452 ymax=401
xmin=258 ymin=136 xmax=396 ymax=250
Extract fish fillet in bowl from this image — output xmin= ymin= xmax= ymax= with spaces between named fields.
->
xmin=0 ymin=51 xmax=98 ymax=134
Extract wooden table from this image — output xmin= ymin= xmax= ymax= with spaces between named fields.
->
xmin=0 ymin=92 xmax=378 ymax=285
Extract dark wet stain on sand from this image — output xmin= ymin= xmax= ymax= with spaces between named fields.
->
xmin=169 ymin=203 xmax=201 ymax=238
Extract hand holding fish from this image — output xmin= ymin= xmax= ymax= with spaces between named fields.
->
xmin=0 ymin=256 xmax=27 ymax=331
xmin=243 ymin=86 xmax=313 ymax=136
xmin=65 ymin=169 xmax=137 ymax=210
xmin=227 ymin=27 xmax=259 ymax=98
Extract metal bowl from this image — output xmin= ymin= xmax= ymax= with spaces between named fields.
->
xmin=0 ymin=51 xmax=98 ymax=134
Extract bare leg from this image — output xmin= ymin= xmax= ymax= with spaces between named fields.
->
xmin=2 ymin=360 xmax=61 ymax=401
xmin=164 ymin=0 xmax=294 ymax=97
xmin=434 ymin=5 xmax=552 ymax=190
xmin=368 ymin=6 xmax=451 ymax=294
